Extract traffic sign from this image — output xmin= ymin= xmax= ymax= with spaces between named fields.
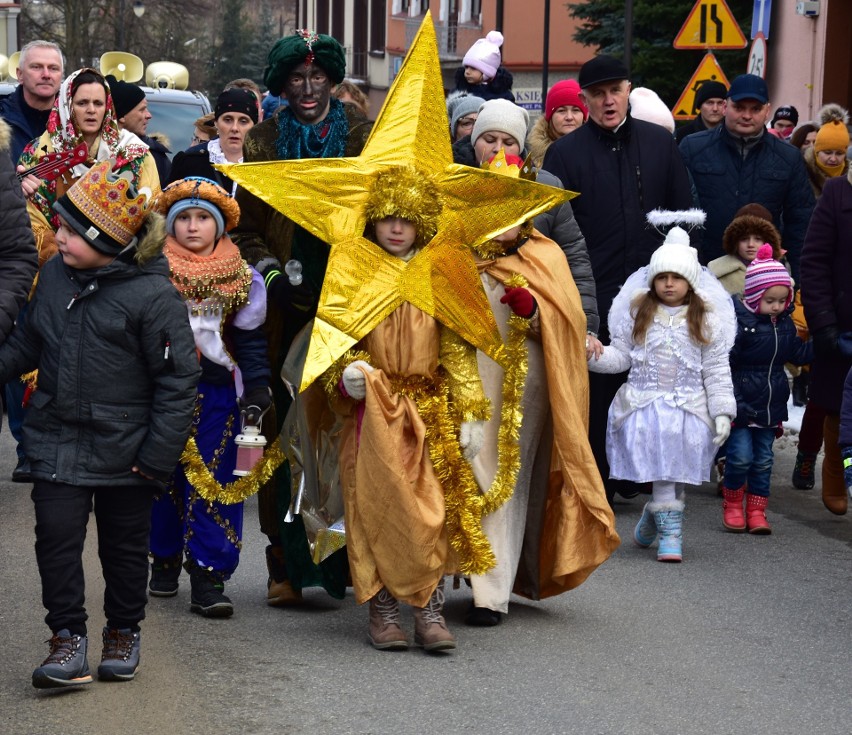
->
xmin=751 ymin=0 xmax=772 ymax=40
xmin=672 ymin=53 xmax=732 ymax=120
xmin=747 ymin=32 xmax=767 ymax=78
xmin=674 ymin=0 xmax=748 ymax=50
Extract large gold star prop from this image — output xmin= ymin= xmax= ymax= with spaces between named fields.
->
xmin=219 ymin=13 xmax=576 ymax=391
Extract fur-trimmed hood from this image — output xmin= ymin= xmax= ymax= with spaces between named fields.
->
xmin=0 ymin=117 xmax=11 ymax=153
xmin=134 ymin=211 xmax=167 ymax=266
xmin=721 ymin=214 xmax=782 ymax=257
xmin=803 ymin=142 xmax=849 ymax=198
xmin=527 ymin=115 xmax=556 ymax=168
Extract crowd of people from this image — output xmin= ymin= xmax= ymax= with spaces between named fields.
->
xmin=0 ymin=26 xmax=849 ymax=693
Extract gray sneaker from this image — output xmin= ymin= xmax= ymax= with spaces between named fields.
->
xmin=97 ymin=627 xmax=140 ymax=681
xmin=32 ymin=629 xmax=92 ymax=689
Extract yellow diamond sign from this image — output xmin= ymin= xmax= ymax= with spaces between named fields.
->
xmin=672 ymin=53 xmax=731 ymax=120
xmin=674 ymin=0 xmax=747 ymax=50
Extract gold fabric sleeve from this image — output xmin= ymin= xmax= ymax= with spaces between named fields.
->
xmin=439 ymin=326 xmax=490 ymax=422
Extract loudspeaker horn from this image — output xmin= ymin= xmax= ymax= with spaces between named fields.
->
xmin=145 ymin=61 xmax=189 ymax=90
xmin=8 ymin=51 xmax=20 ymax=81
xmin=100 ymin=52 xmax=144 ymax=82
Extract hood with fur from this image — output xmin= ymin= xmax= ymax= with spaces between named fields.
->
xmin=722 ymin=214 xmax=781 ymax=257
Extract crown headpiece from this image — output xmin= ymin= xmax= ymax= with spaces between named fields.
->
xmin=480 ymin=149 xmax=536 ymax=181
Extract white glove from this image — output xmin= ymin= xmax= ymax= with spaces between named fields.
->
xmin=713 ymin=415 xmax=731 ymax=446
xmin=459 ymin=420 xmax=485 ymax=461
xmin=341 ymin=360 xmax=373 ymax=400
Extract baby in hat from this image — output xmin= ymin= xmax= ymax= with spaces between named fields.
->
xmin=453 ymin=30 xmax=515 ymax=102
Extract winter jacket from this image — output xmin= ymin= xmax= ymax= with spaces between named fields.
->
xmin=674 ymin=115 xmax=710 ymax=144
xmin=0 ymin=118 xmax=37 ymax=344
xmin=453 ymin=66 xmax=515 ymax=102
xmin=142 ymin=133 xmax=172 ymax=187
xmin=800 ymin=170 xmax=852 ymax=413
xmin=0 ymin=216 xmax=201 ymax=486
xmin=168 ymin=141 xmax=232 ymax=189
xmin=0 ymin=85 xmax=51 ymax=163
xmin=526 ymin=114 xmax=557 ymax=170
xmin=730 ymin=298 xmax=812 ymax=427
xmin=452 ymin=135 xmax=599 ymax=334
xmin=542 ymin=114 xmax=694 ymax=339
xmin=679 ymin=125 xmax=815 ymax=278
xmin=839 ymin=368 xmax=852 ymax=446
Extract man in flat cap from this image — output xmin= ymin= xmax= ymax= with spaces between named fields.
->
xmin=231 ymin=30 xmax=372 ymax=607
xmin=542 ymin=55 xmax=694 ymax=505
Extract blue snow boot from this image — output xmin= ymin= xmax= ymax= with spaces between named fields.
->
xmin=652 ymin=500 xmax=685 ymax=563
xmin=98 ymin=627 xmax=141 ymax=681
xmin=633 ymin=503 xmax=658 ymax=547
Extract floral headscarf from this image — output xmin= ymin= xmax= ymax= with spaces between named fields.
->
xmin=20 ymin=68 xmax=150 ymax=231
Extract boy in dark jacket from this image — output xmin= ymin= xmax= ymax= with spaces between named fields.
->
xmin=0 ymin=160 xmax=201 ymax=688
xmin=722 ymin=245 xmax=812 ymax=535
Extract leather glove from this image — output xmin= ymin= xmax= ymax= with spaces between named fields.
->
xmin=500 ymin=286 xmax=537 ymax=319
xmin=812 ymin=325 xmax=839 ymax=359
xmin=256 ymin=256 xmax=316 ymax=313
xmin=842 ymin=446 xmax=852 ymax=497
xmin=341 ymin=360 xmax=373 ymax=400
xmin=713 ymin=415 xmax=731 ymax=446
xmin=239 ymin=386 xmax=272 ymax=426
xmin=459 ymin=420 xmax=485 ymax=461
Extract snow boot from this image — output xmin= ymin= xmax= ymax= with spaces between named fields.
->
xmin=745 ymin=494 xmax=772 ymax=535
xmin=722 ymin=486 xmax=747 ymax=532
xmin=651 ymin=500 xmax=685 ymax=563
xmin=633 ymin=502 xmax=658 ymax=548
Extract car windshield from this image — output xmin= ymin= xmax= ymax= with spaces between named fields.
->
xmin=146 ymin=93 xmax=210 ymax=156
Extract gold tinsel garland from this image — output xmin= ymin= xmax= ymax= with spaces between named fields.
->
xmin=179 ymin=435 xmax=285 ymax=505
xmin=482 ymin=272 xmax=529 ymax=515
xmin=411 ymin=376 xmax=496 ymax=575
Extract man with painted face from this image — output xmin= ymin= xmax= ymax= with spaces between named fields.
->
xmin=231 ymin=30 xmax=372 ymax=607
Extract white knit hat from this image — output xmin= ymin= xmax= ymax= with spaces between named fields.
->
xmin=629 ymin=87 xmax=675 ymax=134
xmin=471 ymin=98 xmax=529 ymax=149
xmin=463 ymin=30 xmax=504 ymax=81
xmin=647 ymin=227 xmax=701 ymax=291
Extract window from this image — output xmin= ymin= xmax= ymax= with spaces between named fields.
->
xmin=370 ymin=0 xmax=386 ymax=53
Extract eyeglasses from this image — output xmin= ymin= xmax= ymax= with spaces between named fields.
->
xmin=190 ymin=134 xmax=209 ymax=145
xmin=456 ymin=116 xmax=476 ymax=129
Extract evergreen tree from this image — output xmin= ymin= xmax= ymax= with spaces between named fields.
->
xmin=208 ymin=0 xmax=252 ymax=93
xmin=567 ymin=0 xmax=754 ymax=109
xmin=243 ymin=1 xmax=282 ymax=88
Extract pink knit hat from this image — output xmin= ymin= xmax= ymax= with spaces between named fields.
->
xmin=743 ymin=244 xmax=792 ymax=312
xmin=545 ymin=80 xmax=588 ymax=121
xmin=463 ymin=31 xmax=504 ymax=81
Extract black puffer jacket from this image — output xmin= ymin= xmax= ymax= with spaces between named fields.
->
xmin=453 ymin=66 xmax=515 ymax=102
xmin=452 ymin=135 xmax=599 ymax=333
xmin=0 ymin=117 xmax=37 ymax=344
xmin=730 ymin=298 xmax=812 ymax=427
xmin=0 ymin=215 xmax=201 ymax=486
xmin=543 ymin=115 xmax=694 ymax=340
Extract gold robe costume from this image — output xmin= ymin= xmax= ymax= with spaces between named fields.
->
xmin=471 ymin=231 xmax=619 ymax=608
xmin=336 ymin=302 xmax=488 ymax=608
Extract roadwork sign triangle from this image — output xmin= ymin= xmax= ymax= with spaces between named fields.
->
xmin=674 ymin=0 xmax=747 ymax=50
xmin=672 ymin=53 xmax=731 ymax=120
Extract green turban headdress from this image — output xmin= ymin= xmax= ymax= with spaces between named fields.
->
xmin=264 ymin=30 xmax=346 ymax=95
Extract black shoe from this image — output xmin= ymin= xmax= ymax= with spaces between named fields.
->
xmin=32 ymin=629 xmax=92 ymax=689
xmin=792 ymin=451 xmax=817 ymax=490
xmin=149 ymin=555 xmax=182 ymax=597
xmin=792 ymin=373 xmax=809 ymax=407
xmin=97 ymin=627 xmax=140 ymax=682
xmin=11 ymin=457 xmax=32 ymax=483
xmin=189 ymin=568 xmax=233 ymax=618
xmin=465 ymin=604 xmax=502 ymax=627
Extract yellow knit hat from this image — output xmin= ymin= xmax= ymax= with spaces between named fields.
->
xmin=814 ymin=103 xmax=849 ymax=153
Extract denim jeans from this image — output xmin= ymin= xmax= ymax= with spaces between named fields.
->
xmin=723 ymin=426 xmax=776 ymax=497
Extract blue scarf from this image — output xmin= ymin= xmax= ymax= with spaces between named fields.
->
xmin=275 ymin=97 xmax=349 ymax=160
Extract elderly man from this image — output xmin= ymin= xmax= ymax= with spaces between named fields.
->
xmin=542 ymin=55 xmax=694 ymax=504
xmin=675 ymin=80 xmax=727 ymax=143
xmin=680 ymin=75 xmax=814 ymax=274
xmin=106 ymin=75 xmax=171 ymax=186
xmin=0 ymin=41 xmax=63 ymax=163
xmin=231 ymin=31 xmax=372 ymax=606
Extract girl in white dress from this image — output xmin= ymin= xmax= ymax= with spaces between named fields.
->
xmin=589 ymin=227 xmax=736 ymax=562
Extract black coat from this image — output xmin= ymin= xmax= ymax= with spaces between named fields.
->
xmin=0 ymin=117 xmax=37 ymax=344
xmin=679 ymin=125 xmax=815 ymax=278
xmin=0 ymin=232 xmax=201 ymax=486
xmin=674 ymin=115 xmax=709 ymax=144
xmin=800 ymin=172 xmax=852 ymax=414
xmin=168 ymin=142 xmax=234 ymax=192
xmin=542 ymin=114 xmax=694 ymax=339
xmin=0 ymin=85 xmax=51 ymax=164
xmin=453 ymin=65 xmax=515 ymax=102
xmin=730 ymin=298 xmax=812 ymax=427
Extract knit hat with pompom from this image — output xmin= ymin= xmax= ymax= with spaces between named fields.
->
xmin=743 ymin=243 xmax=792 ymax=313
xmin=463 ymin=31 xmax=504 ymax=81
xmin=647 ymin=226 xmax=702 ymax=292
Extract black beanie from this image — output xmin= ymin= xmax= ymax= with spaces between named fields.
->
xmin=105 ymin=75 xmax=146 ymax=119
xmin=694 ymin=81 xmax=728 ymax=108
xmin=214 ymin=88 xmax=259 ymax=124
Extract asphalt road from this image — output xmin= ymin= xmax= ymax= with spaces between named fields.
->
xmin=0 ymin=422 xmax=849 ymax=735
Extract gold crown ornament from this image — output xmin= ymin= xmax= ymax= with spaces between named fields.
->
xmin=480 ymin=149 xmax=537 ymax=180
xmin=53 ymin=159 xmax=153 ymax=254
